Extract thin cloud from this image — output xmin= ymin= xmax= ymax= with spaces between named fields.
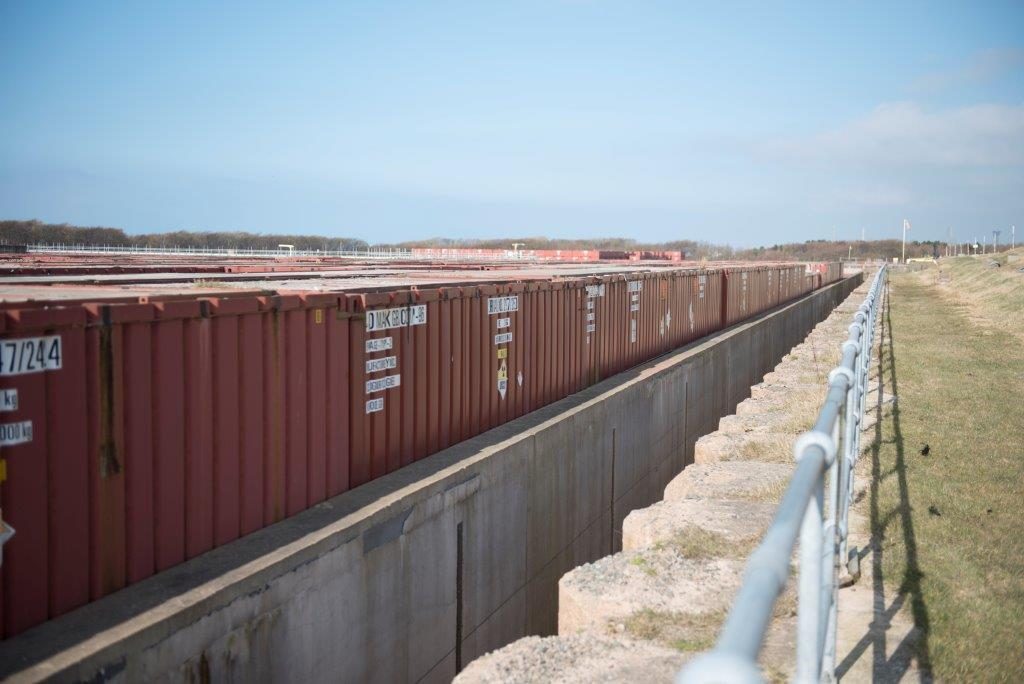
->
xmin=763 ymin=102 xmax=1024 ymax=168
xmin=912 ymin=48 xmax=1024 ymax=94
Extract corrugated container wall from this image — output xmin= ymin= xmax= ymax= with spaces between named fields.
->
xmin=0 ymin=262 xmax=841 ymax=638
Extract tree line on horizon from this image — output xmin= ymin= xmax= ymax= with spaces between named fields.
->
xmin=1 ymin=219 xmax=954 ymax=261
xmin=0 ymin=220 xmax=370 ymax=252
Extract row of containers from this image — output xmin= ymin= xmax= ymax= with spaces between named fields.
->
xmin=0 ymin=263 xmax=841 ymax=638
xmin=407 ymin=247 xmax=684 ymax=262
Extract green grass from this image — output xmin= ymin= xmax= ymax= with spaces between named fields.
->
xmin=617 ymin=608 xmax=723 ymax=653
xmin=628 ymin=554 xmax=658 ymax=577
xmin=916 ymin=250 xmax=1024 ymax=340
xmin=867 ymin=270 xmax=1024 ymax=681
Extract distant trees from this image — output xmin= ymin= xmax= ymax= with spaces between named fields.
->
xmin=0 ymin=220 xmax=369 ymax=252
xmin=0 ymin=219 xmax=957 ymax=261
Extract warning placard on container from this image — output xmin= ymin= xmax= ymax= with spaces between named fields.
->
xmin=366 ymin=356 xmax=398 ymax=374
xmin=366 ymin=305 xmax=427 ymax=332
xmin=366 ymin=337 xmax=393 ymax=353
xmin=497 ymin=359 xmax=508 ymax=399
xmin=0 ymin=335 xmax=62 ymax=376
xmin=487 ymin=296 xmax=519 ymax=314
xmin=585 ymin=284 xmax=605 ymax=298
xmin=0 ymin=420 xmax=32 ymax=446
xmin=366 ymin=374 xmax=401 ymax=393
xmin=627 ymin=280 xmax=643 ymax=292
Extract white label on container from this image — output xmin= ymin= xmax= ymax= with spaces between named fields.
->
xmin=699 ymin=276 xmax=706 ymax=299
xmin=0 ymin=388 xmax=18 ymax=412
xmin=487 ymin=296 xmax=519 ymax=314
xmin=0 ymin=335 xmax=62 ymax=376
xmin=585 ymin=284 xmax=605 ymax=298
xmin=365 ymin=337 xmax=393 ymax=353
xmin=366 ymin=374 xmax=401 ymax=393
xmin=0 ymin=420 xmax=32 ymax=446
xmin=366 ymin=355 xmax=398 ymax=373
xmin=496 ymin=317 xmax=511 ymax=329
xmin=494 ymin=332 xmax=513 ymax=345
xmin=630 ymin=303 xmax=640 ymax=312
xmin=628 ymin=281 xmax=643 ymax=292
xmin=366 ymin=398 xmax=385 ymax=414
xmin=586 ymin=312 xmax=595 ymax=321
xmin=586 ymin=300 xmax=595 ymax=310
xmin=630 ymin=319 xmax=637 ymax=343
xmin=586 ymin=324 xmax=596 ymax=333
xmin=365 ymin=305 xmax=427 ymax=332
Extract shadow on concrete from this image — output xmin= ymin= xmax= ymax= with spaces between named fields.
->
xmin=836 ymin=286 xmax=933 ymax=682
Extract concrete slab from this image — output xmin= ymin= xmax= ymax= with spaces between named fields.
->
xmin=693 ymin=431 xmax=794 ymax=464
xmin=663 ymin=462 xmax=792 ymax=502
xmin=717 ymin=410 xmax=798 ymax=434
xmin=622 ymin=498 xmax=776 ymax=552
xmin=454 ymin=634 xmax=688 ymax=684
xmin=558 ymin=549 xmax=745 ymax=635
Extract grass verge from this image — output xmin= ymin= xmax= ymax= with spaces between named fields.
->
xmin=866 ymin=270 xmax=1024 ymax=680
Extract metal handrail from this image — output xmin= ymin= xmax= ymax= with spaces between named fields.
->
xmin=679 ymin=266 xmax=887 ymax=683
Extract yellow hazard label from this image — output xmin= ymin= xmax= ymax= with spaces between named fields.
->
xmin=497 ymin=348 xmax=508 ymax=359
xmin=315 ymin=309 xmax=324 ymax=324
xmin=0 ymin=459 xmax=6 ymax=483
xmin=497 ymin=359 xmax=509 ymax=399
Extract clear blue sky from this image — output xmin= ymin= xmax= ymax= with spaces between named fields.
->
xmin=2 ymin=2 xmax=1022 ymax=246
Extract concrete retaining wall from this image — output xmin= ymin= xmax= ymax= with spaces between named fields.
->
xmin=0 ymin=276 xmax=861 ymax=684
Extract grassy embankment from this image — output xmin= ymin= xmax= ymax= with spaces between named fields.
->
xmin=869 ymin=253 xmax=1023 ymax=680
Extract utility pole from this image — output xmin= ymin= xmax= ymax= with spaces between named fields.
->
xmin=902 ymin=219 xmax=911 ymax=263
xmin=1012 ymin=225 xmax=1016 ymax=249
xmin=993 ymin=230 xmax=1001 ymax=253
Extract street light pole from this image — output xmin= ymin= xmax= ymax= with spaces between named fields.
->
xmin=902 ymin=219 xmax=910 ymax=263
